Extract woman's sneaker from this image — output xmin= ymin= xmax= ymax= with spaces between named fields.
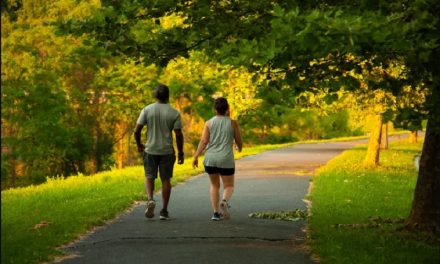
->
xmin=220 ymin=200 xmax=230 ymax=219
xmin=144 ymin=200 xmax=156 ymax=218
xmin=211 ymin=212 xmax=222 ymax=221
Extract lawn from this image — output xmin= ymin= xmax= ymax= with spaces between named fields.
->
xmin=1 ymin=143 xmax=290 ymax=264
xmin=309 ymin=140 xmax=439 ymax=264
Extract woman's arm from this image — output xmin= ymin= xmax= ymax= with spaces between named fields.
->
xmin=232 ymin=120 xmax=243 ymax=152
xmin=193 ymin=122 xmax=210 ymax=168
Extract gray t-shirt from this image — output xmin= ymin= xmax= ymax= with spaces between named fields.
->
xmin=136 ymin=102 xmax=182 ymax=155
xmin=203 ymin=116 xmax=235 ymax=168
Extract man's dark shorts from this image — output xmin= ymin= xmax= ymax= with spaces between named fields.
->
xmin=143 ymin=152 xmax=176 ymax=180
xmin=204 ymin=166 xmax=235 ymax=176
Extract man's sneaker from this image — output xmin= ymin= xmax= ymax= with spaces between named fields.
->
xmin=144 ymin=200 xmax=156 ymax=218
xmin=220 ymin=200 xmax=231 ymax=219
xmin=159 ymin=209 xmax=169 ymax=220
xmin=211 ymin=212 xmax=221 ymax=221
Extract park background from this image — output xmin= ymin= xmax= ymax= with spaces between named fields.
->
xmin=1 ymin=1 xmax=439 ymax=264
xmin=1 ymin=0 xmax=428 ymax=189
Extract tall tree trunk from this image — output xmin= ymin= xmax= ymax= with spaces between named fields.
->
xmin=3 ymin=123 xmax=17 ymax=188
xmin=9 ymin=157 xmax=16 ymax=188
xmin=116 ymin=122 xmax=126 ymax=169
xmin=405 ymin=118 xmax=440 ymax=236
xmin=89 ymin=123 xmax=101 ymax=174
xmin=91 ymin=90 xmax=101 ymax=174
xmin=380 ymin=123 xmax=388 ymax=150
xmin=363 ymin=115 xmax=383 ymax=167
xmin=408 ymin=130 xmax=418 ymax=143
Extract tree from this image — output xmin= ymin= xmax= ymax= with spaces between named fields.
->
xmin=140 ymin=0 xmax=439 ymax=235
xmin=159 ymin=52 xmax=264 ymax=152
xmin=1 ymin=0 xmax=157 ymax=183
xmin=1 ymin=11 xmax=84 ymax=185
xmin=296 ymin=55 xmax=421 ymax=165
xmin=92 ymin=59 xmax=159 ymax=168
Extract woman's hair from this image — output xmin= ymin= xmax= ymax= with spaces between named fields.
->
xmin=214 ymin=97 xmax=229 ymax=115
xmin=154 ymin=84 xmax=169 ymax=102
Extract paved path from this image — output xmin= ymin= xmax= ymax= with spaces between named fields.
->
xmin=59 ymin=140 xmax=368 ymax=264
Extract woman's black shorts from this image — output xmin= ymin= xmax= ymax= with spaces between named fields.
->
xmin=204 ymin=166 xmax=235 ymax=176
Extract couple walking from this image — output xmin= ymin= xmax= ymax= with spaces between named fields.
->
xmin=134 ymin=84 xmax=243 ymax=221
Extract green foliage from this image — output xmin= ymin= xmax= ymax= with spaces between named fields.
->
xmin=309 ymin=140 xmax=439 ymax=263
xmin=1 ymin=2 xmax=159 ymax=186
xmin=271 ymin=108 xmax=357 ymax=141
xmin=1 ymin=17 xmax=84 ymax=186
xmin=2 ymin=0 xmax=436 ymax=191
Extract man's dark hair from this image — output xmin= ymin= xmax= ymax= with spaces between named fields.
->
xmin=214 ymin=97 xmax=229 ymax=115
xmin=154 ymin=84 xmax=169 ymax=102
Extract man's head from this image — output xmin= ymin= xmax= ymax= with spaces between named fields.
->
xmin=154 ymin=84 xmax=170 ymax=103
xmin=214 ymin=97 xmax=229 ymax=115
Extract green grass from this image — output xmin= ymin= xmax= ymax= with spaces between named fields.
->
xmin=309 ymin=140 xmax=439 ymax=264
xmin=1 ymin=142 xmax=290 ymax=264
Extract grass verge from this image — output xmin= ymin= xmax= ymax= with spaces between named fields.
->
xmin=309 ymin=140 xmax=439 ymax=264
xmin=1 ymin=142 xmax=290 ymax=264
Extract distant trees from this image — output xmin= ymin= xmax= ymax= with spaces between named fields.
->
xmin=1 ymin=12 xmax=83 ymax=186
xmin=1 ymin=0 xmax=158 ymax=186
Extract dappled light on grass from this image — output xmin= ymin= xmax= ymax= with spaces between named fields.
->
xmin=309 ymin=139 xmax=439 ymax=264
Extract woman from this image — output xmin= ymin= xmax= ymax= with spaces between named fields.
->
xmin=193 ymin=97 xmax=243 ymax=221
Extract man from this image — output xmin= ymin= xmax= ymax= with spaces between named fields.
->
xmin=134 ymin=84 xmax=184 ymax=220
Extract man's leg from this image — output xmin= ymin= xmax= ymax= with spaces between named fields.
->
xmin=161 ymin=178 xmax=172 ymax=210
xmin=145 ymin=178 xmax=155 ymax=201
xmin=158 ymin=154 xmax=175 ymax=219
xmin=144 ymin=153 xmax=158 ymax=218
xmin=145 ymin=180 xmax=156 ymax=218
xmin=144 ymin=153 xmax=159 ymax=200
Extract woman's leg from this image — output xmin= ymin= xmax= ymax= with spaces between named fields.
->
xmin=220 ymin=174 xmax=234 ymax=219
xmin=209 ymin=173 xmax=221 ymax=212
xmin=220 ymin=175 xmax=234 ymax=202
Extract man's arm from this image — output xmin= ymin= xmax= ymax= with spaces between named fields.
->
xmin=174 ymin=129 xmax=184 ymax=164
xmin=134 ymin=124 xmax=145 ymax=153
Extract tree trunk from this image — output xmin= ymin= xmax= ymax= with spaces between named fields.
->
xmin=405 ymin=118 xmax=440 ymax=236
xmin=408 ymin=130 xmax=418 ymax=143
xmin=363 ymin=115 xmax=383 ymax=167
xmin=3 ymin=123 xmax=17 ymax=188
xmin=380 ymin=123 xmax=388 ymax=150
xmin=9 ymin=157 xmax=16 ymax=188
xmin=116 ymin=122 xmax=126 ymax=169
xmin=90 ymin=125 xmax=101 ymax=174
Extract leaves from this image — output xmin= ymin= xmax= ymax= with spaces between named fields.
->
xmin=248 ymin=209 xmax=308 ymax=221
xmin=331 ymin=216 xmax=405 ymax=229
xmin=31 ymin=221 xmax=51 ymax=231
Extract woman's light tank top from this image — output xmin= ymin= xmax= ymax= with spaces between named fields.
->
xmin=203 ymin=115 xmax=235 ymax=168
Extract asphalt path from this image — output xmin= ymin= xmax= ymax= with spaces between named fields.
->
xmin=58 ymin=138 xmax=390 ymax=264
